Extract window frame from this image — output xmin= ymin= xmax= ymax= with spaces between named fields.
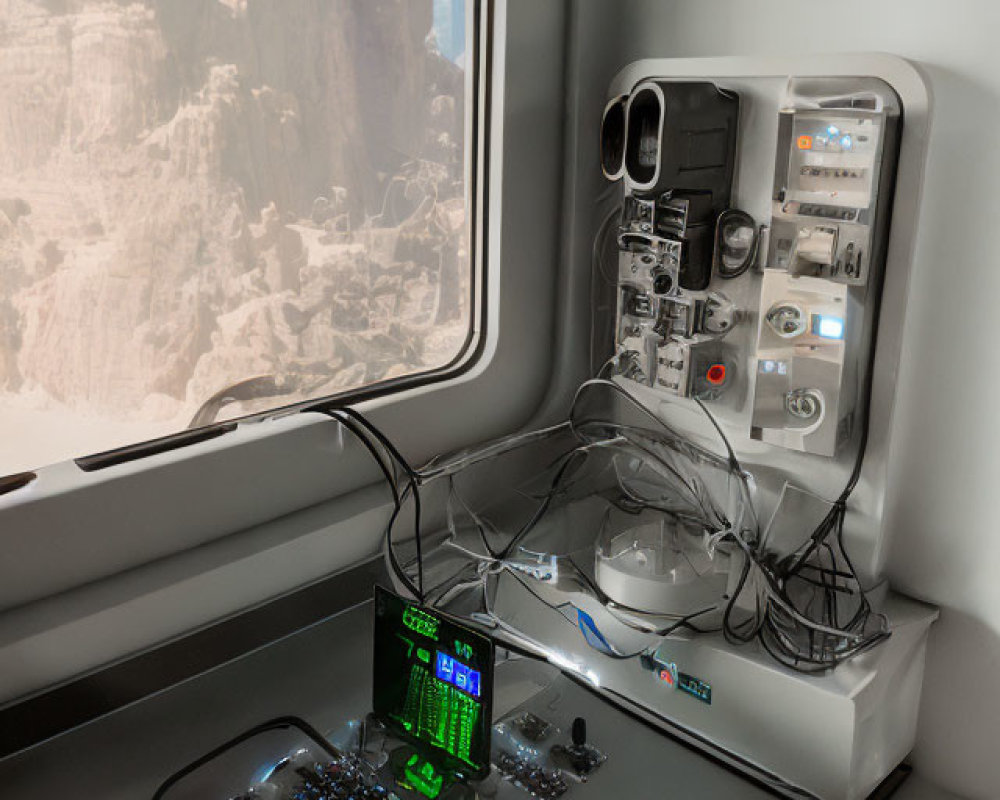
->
xmin=0 ymin=0 xmax=570 ymax=628
xmin=0 ymin=0 xmax=491 ymax=481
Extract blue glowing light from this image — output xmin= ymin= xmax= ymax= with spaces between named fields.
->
xmin=815 ymin=316 xmax=845 ymax=339
xmin=435 ymin=651 xmax=481 ymax=698
xmin=840 ymin=135 xmax=852 ymax=149
xmin=827 ymin=125 xmax=840 ymax=136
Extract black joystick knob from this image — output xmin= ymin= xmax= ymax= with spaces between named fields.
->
xmin=550 ymin=715 xmax=604 ymax=781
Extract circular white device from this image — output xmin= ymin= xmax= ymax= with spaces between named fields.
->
xmin=594 ymin=518 xmax=728 ymax=616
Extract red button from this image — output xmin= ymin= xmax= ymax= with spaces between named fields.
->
xmin=706 ymin=364 xmax=726 ymax=385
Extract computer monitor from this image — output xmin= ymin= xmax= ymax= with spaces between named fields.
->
xmin=372 ymin=586 xmax=494 ymax=780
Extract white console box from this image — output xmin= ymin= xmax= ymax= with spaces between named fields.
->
xmin=492 ymin=585 xmax=937 ymax=799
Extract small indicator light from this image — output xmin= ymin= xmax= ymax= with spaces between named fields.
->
xmin=777 ymin=361 xmax=788 ymax=375
xmin=656 ymin=661 xmax=678 ymax=688
xmin=840 ymin=135 xmax=852 ymax=149
xmin=762 ymin=360 xmax=776 ymax=374
xmin=796 ymin=135 xmax=813 ymax=150
xmin=706 ymin=364 xmax=726 ymax=385
xmin=814 ymin=315 xmax=845 ymax=339
xmin=827 ymin=125 xmax=840 ymax=136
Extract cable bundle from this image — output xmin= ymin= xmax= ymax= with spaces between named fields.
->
xmin=304 ymin=371 xmax=890 ymax=675
xmin=304 ymin=402 xmax=426 ymax=605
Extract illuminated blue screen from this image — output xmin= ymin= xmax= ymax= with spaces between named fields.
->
xmin=812 ymin=315 xmax=844 ymax=340
xmin=436 ymin=651 xmax=481 ymax=698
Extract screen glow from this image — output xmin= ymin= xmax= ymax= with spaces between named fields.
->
xmin=435 ymin=651 xmax=482 ymax=698
xmin=816 ymin=316 xmax=845 ymax=339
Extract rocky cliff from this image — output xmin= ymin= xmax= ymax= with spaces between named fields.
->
xmin=0 ymin=0 xmax=468 ymax=445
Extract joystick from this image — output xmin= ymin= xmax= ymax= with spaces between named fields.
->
xmin=549 ymin=717 xmax=606 ymax=781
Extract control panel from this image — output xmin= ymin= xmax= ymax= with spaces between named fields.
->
xmin=606 ymin=81 xmax=743 ymax=401
xmin=751 ymin=82 xmax=900 ymax=455
xmin=600 ymin=76 xmax=900 ymax=457
xmin=769 ymin=110 xmax=889 ymax=285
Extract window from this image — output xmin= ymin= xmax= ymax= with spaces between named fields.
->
xmin=0 ymin=0 xmax=478 ymax=475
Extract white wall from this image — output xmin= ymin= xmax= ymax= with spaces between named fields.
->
xmin=569 ymin=2 xmax=1000 ymax=797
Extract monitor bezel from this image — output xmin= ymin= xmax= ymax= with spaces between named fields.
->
xmin=372 ymin=585 xmax=495 ymax=781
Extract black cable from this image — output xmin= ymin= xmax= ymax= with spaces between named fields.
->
xmin=652 ymin=606 xmax=719 ymax=637
xmin=447 ymin=474 xmax=501 ymax=560
xmin=567 ymin=382 xmax=767 ymax=651
xmin=497 ymin=447 xmax=589 ymax=561
xmin=616 ymin=426 xmax=729 ymax=527
xmin=302 ymin=402 xmax=424 ymax=603
xmin=691 ymin=387 xmax=891 ymax=672
xmin=722 ymin=557 xmax=760 ymax=645
xmin=782 ymin=208 xmax=891 ymax=578
xmin=572 ymin=380 xmax=734 ymax=476
xmin=688 ymin=396 xmax=766 ymax=646
xmin=337 ymin=406 xmax=425 ymax=602
xmin=693 ymin=396 xmax=741 ymax=474
xmin=328 ymin=410 xmax=419 ymax=601
xmin=333 ymin=413 xmax=414 ymax=597
xmin=760 ymin=290 xmax=892 ymax=668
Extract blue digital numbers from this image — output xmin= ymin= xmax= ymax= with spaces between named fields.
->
xmin=436 ymin=650 xmax=455 ymax=682
xmin=435 ymin=651 xmax=481 ymax=698
xmin=466 ymin=670 xmax=481 ymax=698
